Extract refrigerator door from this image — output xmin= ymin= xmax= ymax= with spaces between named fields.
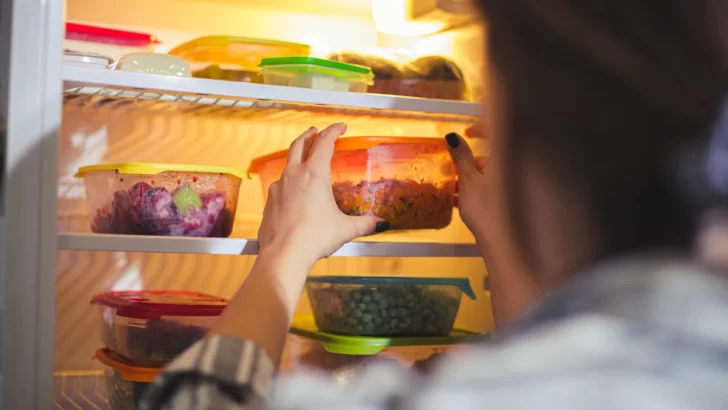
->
xmin=0 ymin=0 xmax=63 ymax=408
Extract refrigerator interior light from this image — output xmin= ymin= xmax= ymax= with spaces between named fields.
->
xmin=372 ymin=0 xmax=445 ymax=37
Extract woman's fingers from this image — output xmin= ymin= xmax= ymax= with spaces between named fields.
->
xmin=465 ymin=124 xmax=486 ymax=139
xmin=445 ymin=132 xmax=478 ymax=181
xmin=475 ymin=156 xmax=488 ymax=172
xmin=307 ymin=123 xmax=347 ymax=166
xmin=287 ymin=127 xmax=319 ymax=166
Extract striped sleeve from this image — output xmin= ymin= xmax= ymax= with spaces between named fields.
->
xmin=140 ymin=335 xmax=275 ymax=410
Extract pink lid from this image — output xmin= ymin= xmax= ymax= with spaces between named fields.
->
xmin=93 ymin=290 xmax=227 ymax=320
xmin=65 ymin=22 xmax=161 ymax=47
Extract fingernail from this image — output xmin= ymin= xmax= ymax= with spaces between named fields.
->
xmin=375 ymin=221 xmax=391 ymax=233
xmin=445 ymin=132 xmax=460 ymax=148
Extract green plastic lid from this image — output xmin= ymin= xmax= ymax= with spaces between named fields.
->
xmin=306 ymin=276 xmax=477 ymax=300
xmin=290 ymin=314 xmax=486 ymax=355
xmin=259 ymin=56 xmax=373 ymax=76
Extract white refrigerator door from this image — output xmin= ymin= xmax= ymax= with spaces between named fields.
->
xmin=0 ymin=0 xmax=63 ymax=407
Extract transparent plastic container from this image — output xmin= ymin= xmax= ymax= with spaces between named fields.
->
xmin=259 ymin=57 xmax=374 ymax=92
xmin=95 ymin=348 xmax=160 ymax=410
xmin=248 ymin=137 xmax=456 ymax=230
xmin=63 ymin=49 xmax=112 ymax=69
xmin=328 ymin=53 xmax=470 ymax=100
xmin=65 ymin=22 xmax=159 ymax=61
xmin=305 ymin=276 xmax=476 ymax=337
xmin=114 ymin=52 xmax=191 ymax=77
xmin=75 ymin=163 xmax=245 ymax=237
xmin=169 ymin=36 xmax=311 ymax=83
xmin=93 ymin=290 xmax=227 ymax=367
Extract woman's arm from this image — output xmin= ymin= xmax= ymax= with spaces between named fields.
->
xmin=141 ymin=124 xmax=387 ymax=410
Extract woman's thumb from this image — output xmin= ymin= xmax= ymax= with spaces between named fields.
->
xmin=348 ymin=215 xmax=390 ymax=238
xmin=445 ymin=132 xmax=477 ymax=180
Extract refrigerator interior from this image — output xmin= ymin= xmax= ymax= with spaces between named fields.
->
xmin=54 ymin=0 xmax=491 ymax=407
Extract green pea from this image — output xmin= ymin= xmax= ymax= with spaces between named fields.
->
xmin=353 ymin=292 xmax=362 ymax=301
xmin=367 ymin=302 xmax=377 ymax=311
xmin=387 ymin=296 xmax=396 ymax=305
xmin=362 ymin=295 xmax=372 ymax=303
xmin=348 ymin=301 xmax=358 ymax=310
xmin=353 ymin=309 xmax=363 ymax=318
xmin=359 ymin=303 xmax=368 ymax=310
xmin=381 ymin=309 xmax=389 ymax=318
xmin=362 ymin=313 xmax=373 ymax=323
xmin=347 ymin=317 xmax=358 ymax=326
xmin=390 ymin=319 xmax=399 ymax=328
xmin=372 ymin=292 xmax=384 ymax=301
xmin=389 ymin=308 xmax=399 ymax=318
xmin=374 ymin=316 xmax=383 ymax=325
xmin=379 ymin=300 xmax=388 ymax=309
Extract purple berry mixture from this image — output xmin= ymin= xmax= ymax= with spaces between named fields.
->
xmin=91 ymin=182 xmax=233 ymax=237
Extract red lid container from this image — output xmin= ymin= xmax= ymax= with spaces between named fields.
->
xmin=93 ymin=290 xmax=228 ymax=319
xmin=93 ymin=290 xmax=228 ymax=366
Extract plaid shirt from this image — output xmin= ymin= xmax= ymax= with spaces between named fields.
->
xmin=141 ymin=253 xmax=728 ymax=409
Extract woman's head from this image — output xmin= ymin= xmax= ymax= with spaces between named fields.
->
xmin=476 ymin=0 xmax=728 ymax=283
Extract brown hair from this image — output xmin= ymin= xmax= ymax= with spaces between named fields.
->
xmin=477 ymin=0 xmax=728 ymax=258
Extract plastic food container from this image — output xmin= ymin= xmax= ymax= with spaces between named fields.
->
xmin=63 ymin=49 xmax=112 ymax=68
xmin=259 ymin=57 xmax=374 ymax=92
xmin=65 ymin=22 xmax=159 ymax=61
xmin=75 ymin=163 xmax=244 ymax=237
xmin=95 ymin=348 xmax=160 ymax=410
xmin=248 ymin=137 xmax=456 ymax=230
xmin=169 ymin=36 xmax=310 ymax=83
xmin=328 ymin=52 xmax=470 ymax=101
xmin=115 ymin=52 xmax=191 ymax=77
xmin=93 ymin=290 xmax=227 ymax=366
xmin=305 ymin=276 xmax=476 ymax=336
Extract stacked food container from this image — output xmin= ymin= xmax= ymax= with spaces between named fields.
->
xmin=250 ymin=136 xmax=485 ymax=372
xmin=92 ymin=290 xmax=228 ymax=409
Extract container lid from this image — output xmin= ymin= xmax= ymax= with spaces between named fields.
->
xmin=65 ymin=22 xmax=160 ymax=47
xmin=248 ymin=137 xmax=444 ymax=175
xmin=169 ymin=36 xmax=311 ymax=71
xmin=63 ymin=49 xmax=112 ymax=66
xmin=92 ymin=290 xmax=228 ymax=320
xmin=259 ymin=57 xmax=372 ymax=76
xmin=95 ymin=349 xmax=161 ymax=382
xmin=290 ymin=314 xmax=486 ymax=355
xmin=75 ymin=162 xmax=246 ymax=179
xmin=307 ymin=276 xmax=476 ymax=300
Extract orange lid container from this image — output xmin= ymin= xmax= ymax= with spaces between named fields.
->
xmin=96 ymin=348 xmax=161 ymax=382
xmin=249 ymin=137 xmax=456 ymax=230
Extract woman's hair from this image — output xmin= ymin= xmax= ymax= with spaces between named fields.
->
xmin=476 ymin=0 xmax=728 ymax=258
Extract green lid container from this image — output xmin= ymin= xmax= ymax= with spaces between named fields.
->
xmin=291 ymin=314 xmax=486 ymax=355
xmin=305 ymin=276 xmax=476 ymax=338
xmin=259 ymin=57 xmax=374 ymax=92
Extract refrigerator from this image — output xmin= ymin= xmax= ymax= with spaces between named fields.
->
xmin=0 ymin=0 xmax=493 ymax=408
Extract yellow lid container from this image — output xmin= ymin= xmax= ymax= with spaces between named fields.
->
xmin=168 ymin=36 xmax=311 ymax=72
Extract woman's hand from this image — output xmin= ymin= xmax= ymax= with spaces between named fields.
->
xmin=445 ymin=126 xmax=490 ymax=244
xmin=257 ymin=123 xmax=390 ymax=269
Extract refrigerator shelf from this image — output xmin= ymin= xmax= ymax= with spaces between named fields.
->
xmin=63 ymin=65 xmax=479 ymax=121
xmin=57 ymin=232 xmax=481 ymax=257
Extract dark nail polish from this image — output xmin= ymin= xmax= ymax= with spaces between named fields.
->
xmin=375 ymin=221 xmax=391 ymax=233
xmin=445 ymin=132 xmax=460 ymax=148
